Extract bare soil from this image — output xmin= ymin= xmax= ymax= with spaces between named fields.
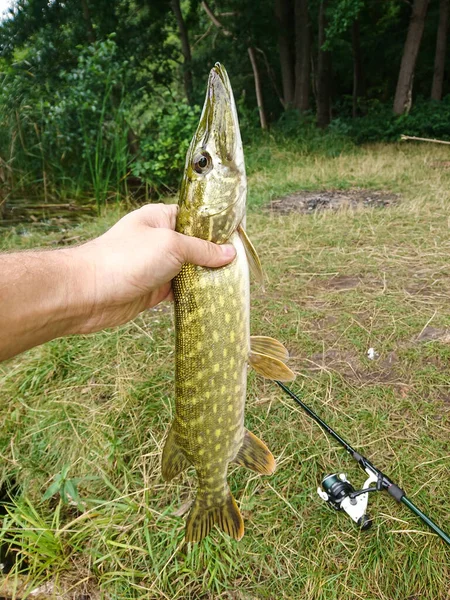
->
xmin=269 ymin=188 xmax=399 ymax=214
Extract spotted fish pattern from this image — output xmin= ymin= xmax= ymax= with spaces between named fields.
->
xmin=161 ymin=64 xmax=295 ymax=542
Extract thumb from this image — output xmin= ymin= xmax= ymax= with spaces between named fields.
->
xmin=174 ymin=233 xmax=236 ymax=268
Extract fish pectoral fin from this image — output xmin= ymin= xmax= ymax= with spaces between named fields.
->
xmin=237 ymin=224 xmax=264 ymax=284
xmin=233 ymin=429 xmax=276 ymax=475
xmin=185 ymin=488 xmax=244 ymax=543
xmin=250 ymin=336 xmax=289 ymax=362
xmin=249 ymin=350 xmax=296 ymax=381
xmin=161 ymin=427 xmax=191 ymax=482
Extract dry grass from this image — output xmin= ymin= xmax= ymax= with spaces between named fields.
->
xmin=0 ymin=140 xmax=449 ymax=599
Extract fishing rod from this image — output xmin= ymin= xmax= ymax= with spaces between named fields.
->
xmin=276 ymin=381 xmax=450 ymax=547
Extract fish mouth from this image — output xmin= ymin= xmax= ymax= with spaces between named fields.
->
xmin=201 ymin=63 xmax=239 ymax=164
xmin=210 ymin=63 xmax=230 ymax=94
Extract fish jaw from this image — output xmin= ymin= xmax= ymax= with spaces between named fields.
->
xmin=177 ymin=63 xmax=246 ymax=243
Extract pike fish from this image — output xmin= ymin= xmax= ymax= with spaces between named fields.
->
xmin=161 ymin=63 xmax=295 ymax=543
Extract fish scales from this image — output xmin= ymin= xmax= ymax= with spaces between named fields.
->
xmin=161 ymin=63 xmax=295 ymax=543
xmin=173 ymin=232 xmax=249 ymax=505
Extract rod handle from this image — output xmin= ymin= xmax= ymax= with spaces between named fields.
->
xmin=386 ymin=483 xmax=405 ymax=502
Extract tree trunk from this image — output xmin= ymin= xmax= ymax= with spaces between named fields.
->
xmin=274 ymin=0 xmax=295 ymax=108
xmin=294 ymin=0 xmax=311 ymax=112
xmin=352 ymin=18 xmax=363 ymax=118
xmin=431 ymin=0 xmax=449 ymax=100
xmin=316 ymin=0 xmax=332 ymax=128
xmin=393 ymin=0 xmax=430 ymax=115
xmin=80 ymin=0 xmax=95 ymax=44
xmin=248 ymin=47 xmax=268 ymax=130
xmin=200 ymin=2 xmax=268 ymax=129
xmin=171 ymin=0 xmax=194 ymax=105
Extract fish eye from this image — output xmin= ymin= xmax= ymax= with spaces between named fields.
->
xmin=193 ymin=152 xmax=212 ymax=175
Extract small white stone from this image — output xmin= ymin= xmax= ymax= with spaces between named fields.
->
xmin=367 ymin=347 xmax=378 ymax=360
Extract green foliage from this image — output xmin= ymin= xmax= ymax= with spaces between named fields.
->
xmin=0 ymin=497 xmax=67 ymax=583
xmin=42 ymin=464 xmax=93 ymax=509
xmin=49 ymin=38 xmax=130 ymax=205
xmin=244 ymin=110 xmax=355 ymax=167
xmin=132 ymin=100 xmax=201 ymax=194
xmin=324 ymin=0 xmax=365 ymax=48
xmin=0 ymin=38 xmax=130 ymax=205
xmin=330 ymin=96 xmax=450 ymax=143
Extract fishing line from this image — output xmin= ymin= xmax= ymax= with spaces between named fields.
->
xmin=275 ymin=381 xmax=450 ymax=547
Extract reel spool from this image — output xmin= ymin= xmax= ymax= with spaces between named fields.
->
xmin=317 ymin=471 xmax=378 ymax=530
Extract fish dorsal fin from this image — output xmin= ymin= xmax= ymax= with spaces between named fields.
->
xmin=233 ymin=429 xmax=276 ymax=475
xmin=250 ymin=336 xmax=289 ymax=362
xmin=185 ymin=488 xmax=244 ymax=542
xmin=161 ymin=426 xmax=191 ymax=481
xmin=249 ymin=351 xmax=295 ymax=381
xmin=237 ymin=224 xmax=264 ymax=283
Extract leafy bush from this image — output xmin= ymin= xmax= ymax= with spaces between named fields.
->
xmin=48 ymin=38 xmax=130 ymax=206
xmin=330 ymin=96 xmax=450 ymax=143
xmin=0 ymin=37 xmax=130 ymax=206
xmin=131 ymin=100 xmax=201 ymax=194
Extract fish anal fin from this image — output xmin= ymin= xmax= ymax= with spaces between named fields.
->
xmin=161 ymin=426 xmax=191 ymax=482
xmin=249 ymin=351 xmax=296 ymax=381
xmin=237 ymin=224 xmax=264 ymax=284
xmin=250 ymin=335 xmax=289 ymax=362
xmin=185 ymin=489 xmax=244 ymax=543
xmin=234 ymin=429 xmax=276 ymax=475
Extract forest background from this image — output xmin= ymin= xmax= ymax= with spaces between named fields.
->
xmin=0 ymin=0 xmax=449 ymax=209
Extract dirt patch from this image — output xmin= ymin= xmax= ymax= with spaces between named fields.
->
xmin=429 ymin=160 xmax=450 ymax=169
xmin=324 ymin=275 xmax=361 ymax=291
xmin=414 ymin=326 xmax=450 ymax=343
xmin=292 ymin=347 xmax=401 ymax=385
xmin=269 ymin=188 xmax=399 ymax=214
xmin=306 ymin=349 xmax=360 ymax=377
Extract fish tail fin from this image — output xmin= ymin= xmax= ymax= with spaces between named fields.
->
xmin=185 ymin=489 xmax=244 ymax=543
xmin=161 ymin=426 xmax=191 ymax=481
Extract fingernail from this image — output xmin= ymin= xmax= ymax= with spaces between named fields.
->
xmin=221 ymin=244 xmax=236 ymax=258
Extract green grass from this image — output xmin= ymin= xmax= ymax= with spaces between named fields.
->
xmin=1 ymin=140 xmax=450 ymax=599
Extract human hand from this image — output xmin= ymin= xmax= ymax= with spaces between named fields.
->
xmin=72 ymin=203 xmax=236 ymax=334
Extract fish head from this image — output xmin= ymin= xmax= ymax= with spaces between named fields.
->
xmin=177 ymin=63 xmax=246 ymax=243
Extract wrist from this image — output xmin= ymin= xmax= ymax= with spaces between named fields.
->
xmin=59 ymin=245 xmax=99 ymax=336
xmin=30 ymin=247 xmax=94 ymax=340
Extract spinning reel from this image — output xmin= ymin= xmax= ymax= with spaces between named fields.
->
xmin=276 ymin=381 xmax=450 ymax=546
xmin=317 ymin=471 xmax=378 ymax=530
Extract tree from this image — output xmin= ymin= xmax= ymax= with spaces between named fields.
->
xmin=201 ymin=0 xmax=269 ymax=129
xmin=294 ymin=0 xmax=311 ymax=112
xmin=274 ymin=0 xmax=295 ymax=107
xmin=393 ymin=0 xmax=430 ymax=115
xmin=431 ymin=0 xmax=449 ymax=101
xmin=170 ymin=0 xmax=194 ymax=105
xmin=80 ymin=0 xmax=95 ymax=43
xmin=317 ymin=0 xmax=332 ymax=127
xmin=351 ymin=17 xmax=363 ymax=117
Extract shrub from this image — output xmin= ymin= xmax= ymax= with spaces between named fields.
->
xmin=131 ymin=100 xmax=201 ymax=194
xmin=330 ymin=96 xmax=450 ymax=144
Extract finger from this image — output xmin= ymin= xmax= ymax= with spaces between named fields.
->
xmin=136 ymin=203 xmax=178 ymax=230
xmin=175 ymin=233 xmax=236 ymax=268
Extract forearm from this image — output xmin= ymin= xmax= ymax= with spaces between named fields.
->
xmin=0 ymin=205 xmax=236 ymax=362
xmin=0 ymin=249 xmax=91 ymax=361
